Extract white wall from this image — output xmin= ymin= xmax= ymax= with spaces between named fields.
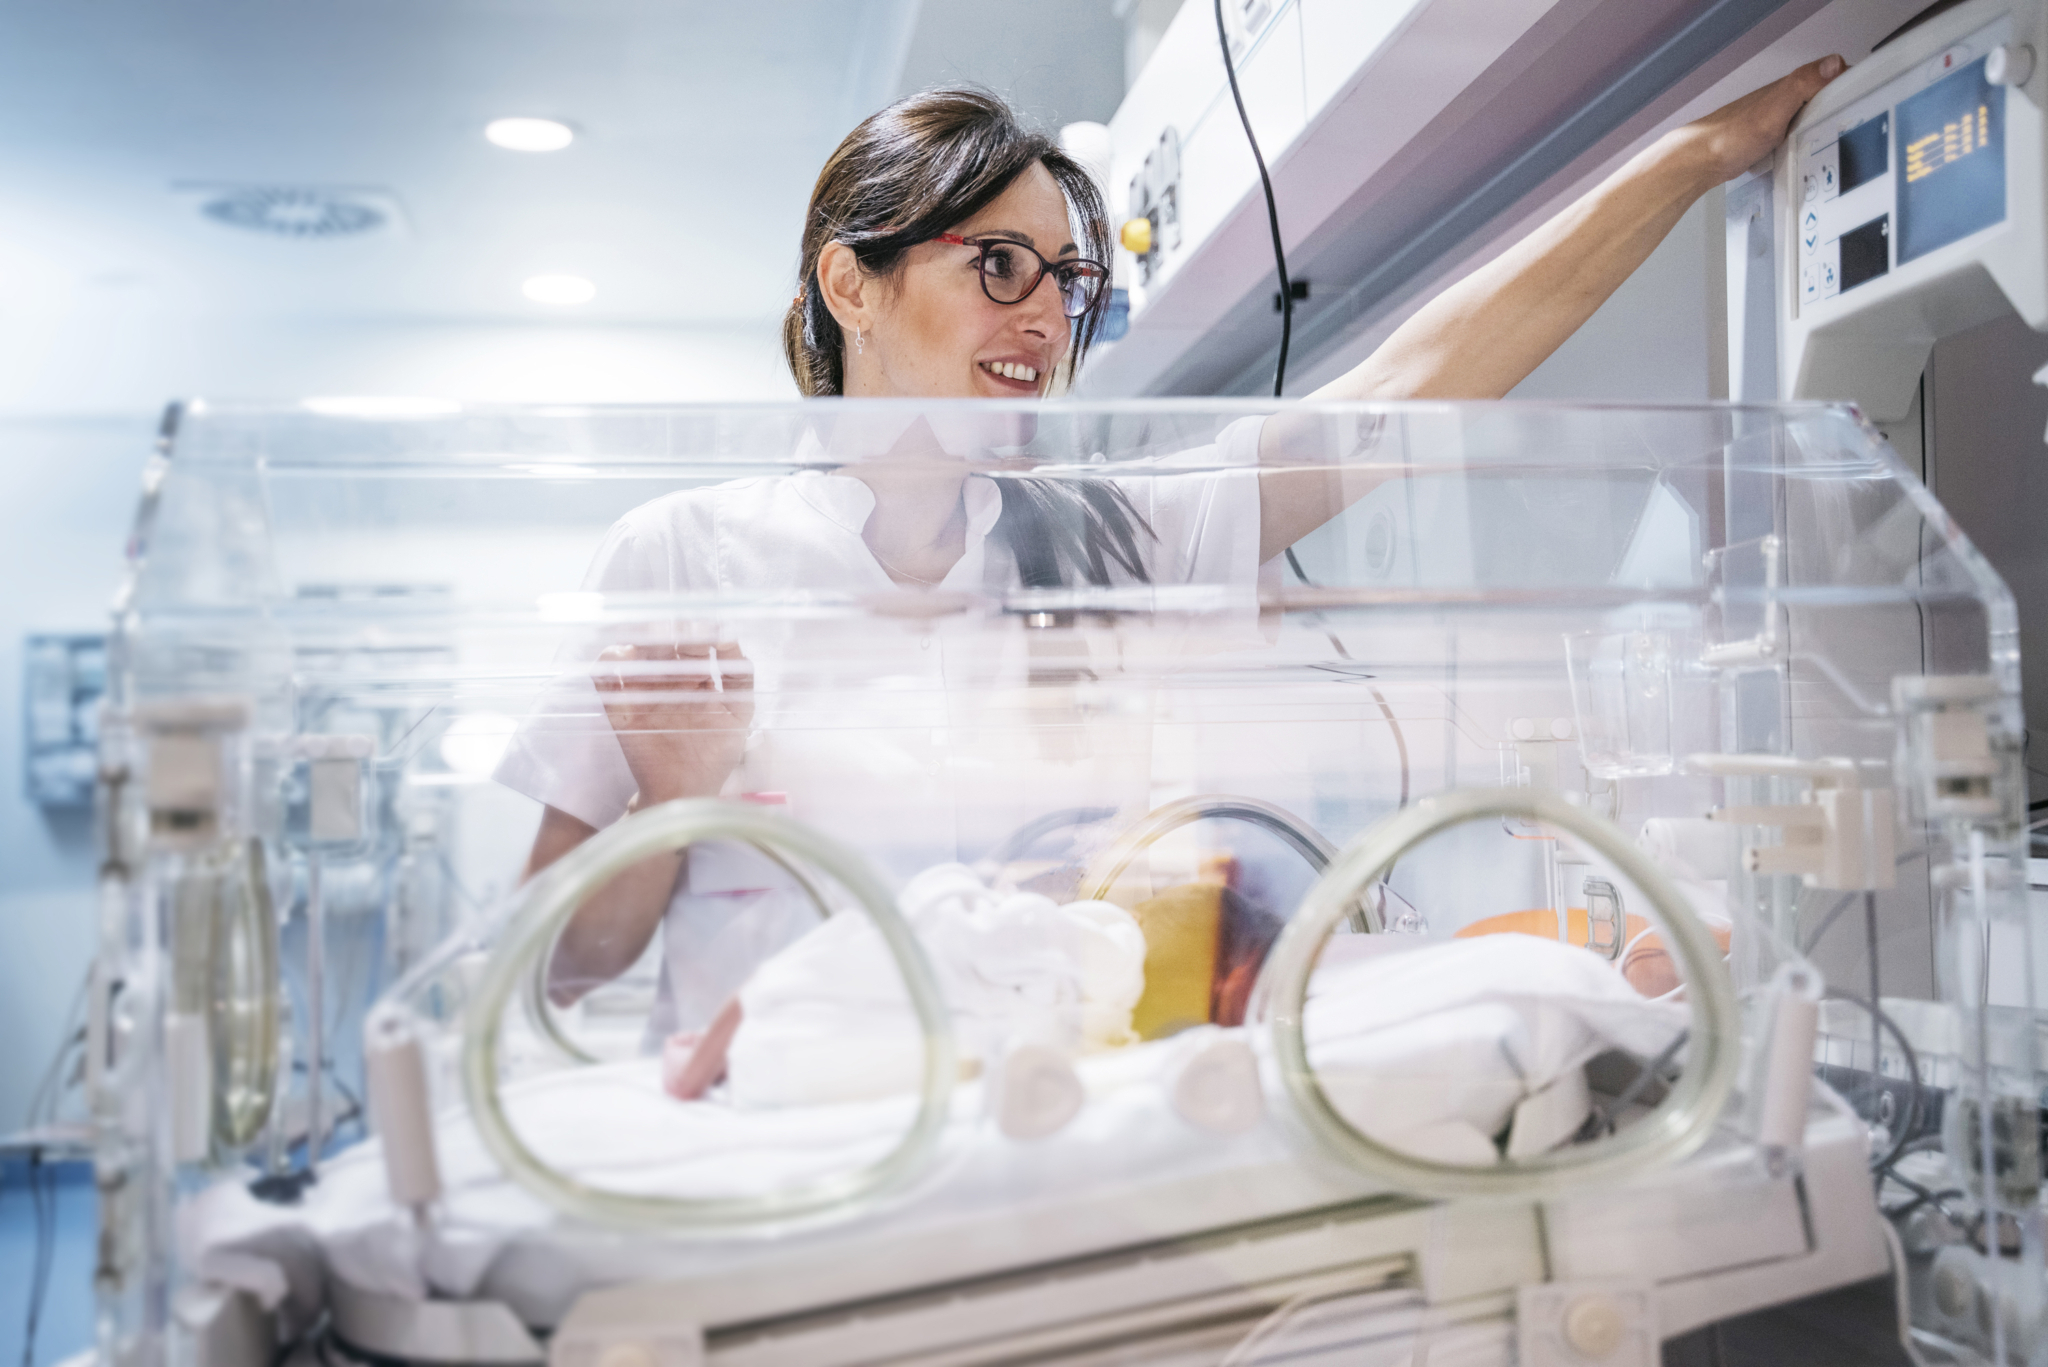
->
xmin=0 ymin=417 xmax=155 ymax=1133
xmin=1505 ymin=198 xmax=1715 ymax=403
xmin=1 ymin=306 xmax=796 ymax=415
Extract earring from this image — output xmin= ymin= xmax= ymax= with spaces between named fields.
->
xmin=855 ymin=325 xmax=865 ymax=356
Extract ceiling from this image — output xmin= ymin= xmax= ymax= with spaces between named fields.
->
xmin=0 ymin=0 xmax=1126 ymax=330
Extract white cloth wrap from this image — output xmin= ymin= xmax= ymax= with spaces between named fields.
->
xmin=725 ymin=863 xmax=1147 ymax=1108
xmin=1303 ymin=934 xmax=1687 ymax=1163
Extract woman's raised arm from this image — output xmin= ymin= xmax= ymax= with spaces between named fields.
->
xmin=1255 ymin=55 xmax=1846 ymax=564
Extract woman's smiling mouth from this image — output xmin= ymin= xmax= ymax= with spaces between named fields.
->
xmin=979 ymin=360 xmax=1040 ymax=387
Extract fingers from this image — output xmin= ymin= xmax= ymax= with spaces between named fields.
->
xmin=1777 ymin=53 xmax=1859 ymax=111
xmin=593 ymin=640 xmax=754 ymax=693
xmin=1790 ymin=53 xmax=1847 ymax=100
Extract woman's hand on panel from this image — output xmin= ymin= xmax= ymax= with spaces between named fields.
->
xmin=1667 ymin=55 xmax=1846 ymax=187
xmin=594 ymin=639 xmax=755 ymax=806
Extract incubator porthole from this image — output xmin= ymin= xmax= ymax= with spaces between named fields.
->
xmin=1258 ymin=789 xmax=1740 ymax=1196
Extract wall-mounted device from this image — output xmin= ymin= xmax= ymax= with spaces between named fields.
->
xmin=1121 ymin=126 xmax=1183 ymax=287
xmin=25 ymin=633 xmax=106 ymax=808
xmin=1093 ymin=0 xmax=1850 ymax=398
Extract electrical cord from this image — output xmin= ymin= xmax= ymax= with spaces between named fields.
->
xmin=20 ymin=1146 xmax=55 ymax=1367
xmin=1214 ymin=0 xmax=1416 ymax=818
xmin=1801 ymin=849 xmax=1927 ymax=956
xmin=1214 ymin=0 xmax=1293 ymax=398
xmin=1213 ymin=0 xmax=1322 ymax=597
xmin=1878 ymin=1217 xmax=1936 ymax=1367
xmin=1577 ymin=1029 xmax=1690 ymax=1141
xmin=1825 ymin=987 xmax=1925 ymax=1177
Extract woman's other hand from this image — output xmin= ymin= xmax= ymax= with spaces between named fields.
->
xmin=594 ymin=638 xmax=755 ymax=806
xmin=1670 ymin=55 xmax=1846 ymax=186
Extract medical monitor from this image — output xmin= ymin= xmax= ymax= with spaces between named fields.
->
xmin=1776 ymin=0 xmax=2048 ymax=420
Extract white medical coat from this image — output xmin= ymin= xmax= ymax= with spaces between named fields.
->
xmin=496 ymin=417 xmax=1272 ymax=1036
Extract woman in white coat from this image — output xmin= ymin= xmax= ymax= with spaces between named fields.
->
xmin=505 ymin=58 xmax=1845 ymax=1037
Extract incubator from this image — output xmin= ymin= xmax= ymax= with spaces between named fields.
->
xmin=93 ymin=397 xmax=2035 ymax=1365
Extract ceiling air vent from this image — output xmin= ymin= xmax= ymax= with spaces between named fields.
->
xmin=175 ymin=184 xmax=405 ymax=240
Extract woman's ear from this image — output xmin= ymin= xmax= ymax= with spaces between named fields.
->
xmin=817 ymin=241 xmax=868 ymax=334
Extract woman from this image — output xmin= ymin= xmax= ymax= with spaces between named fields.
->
xmin=502 ymin=58 xmax=1844 ymax=1034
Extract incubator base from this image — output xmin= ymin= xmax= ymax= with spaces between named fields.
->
xmin=254 ymin=1095 xmax=1887 ymax=1367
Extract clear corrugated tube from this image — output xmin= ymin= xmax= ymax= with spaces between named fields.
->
xmin=1253 ymin=787 xmax=1742 ymax=1199
xmin=462 ymin=798 xmax=957 ymax=1231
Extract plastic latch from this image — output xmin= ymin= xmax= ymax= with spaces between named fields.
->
xmin=137 ymin=698 xmax=250 ymax=850
xmin=1893 ymin=675 xmax=2009 ymax=824
xmin=1755 ymin=962 xmax=1823 ymax=1176
xmin=364 ymin=1006 xmax=443 ymax=1209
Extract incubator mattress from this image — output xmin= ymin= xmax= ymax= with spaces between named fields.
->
xmin=185 ymin=935 xmax=1687 ymax=1332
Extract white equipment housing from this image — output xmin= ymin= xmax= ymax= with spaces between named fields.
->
xmin=1771 ymin=0 xmax=2048 ymax=419
xmin=1089 ymin=0 xmax=1852 ymax=397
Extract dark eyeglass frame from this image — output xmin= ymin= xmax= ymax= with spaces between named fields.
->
xmin=931 ymin=233 xmax=1109 ymax=319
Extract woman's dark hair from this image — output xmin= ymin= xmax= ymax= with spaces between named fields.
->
xmin=988 ymin=475 xmax=1152 ymax=589
xmin=784 ymin=86 xmax=1113 ymax=396
xmin=786 ymin=88 xmax=1152 ymax=588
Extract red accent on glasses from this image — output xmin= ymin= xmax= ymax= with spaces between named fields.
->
xmin=931 ymin=234 xmax=1109 ymax=319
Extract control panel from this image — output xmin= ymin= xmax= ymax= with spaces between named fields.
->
xmin=1776 ymin=0 xmax=2047 ymax=420
xmin=1796 ymin=17 xmax=2012 ymax=310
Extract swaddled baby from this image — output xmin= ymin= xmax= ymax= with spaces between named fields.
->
xmin=664 ymin=864 xmax=1147 ymax=1107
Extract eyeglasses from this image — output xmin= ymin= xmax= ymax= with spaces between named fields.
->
xmin=931 ymin=234 xmax=1109 ymax=319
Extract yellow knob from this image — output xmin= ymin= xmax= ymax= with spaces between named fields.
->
xmin=1120 ymin=218 xmax=1153 ymax=256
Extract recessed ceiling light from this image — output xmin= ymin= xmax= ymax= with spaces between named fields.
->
xmin=523 ymin=274 xmax=596 ymax=305
xmin=486 ymin=117 xmax=575 ymax=152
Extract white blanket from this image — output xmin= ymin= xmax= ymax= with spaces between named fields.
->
xmin=1305 ymin=934 xmax=1688 ymax=1163
xmin=728 ymin=863 xmax=1147 ymax=1107
xmin=184 ymin=933 xmax=1686 ymax=1331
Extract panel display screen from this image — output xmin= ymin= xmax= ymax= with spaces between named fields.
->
xmin=1838 ymin=112 xmax=1888 ymax=194
xmin=1896 ymin=56 xmax=2005 ymax=263
xmin=1839 ymin=215 xmax=1890 ymax=292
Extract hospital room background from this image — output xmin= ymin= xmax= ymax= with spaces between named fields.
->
xmin=6 ymin=0 xmax=2048 ymax=1364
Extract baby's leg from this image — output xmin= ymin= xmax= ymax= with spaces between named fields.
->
xmin=661 ymin=996 xmax=743 ymax=1100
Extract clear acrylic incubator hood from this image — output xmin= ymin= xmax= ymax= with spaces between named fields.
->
xmin=91 ymin=398 xmax=2043 ymax=1366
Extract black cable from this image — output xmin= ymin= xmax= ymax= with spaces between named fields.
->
xmin=1862 ymin=892 xmax=1884 ymax=1157
xmin=1576 ymin=1029 xmax=1690 ymax=1141
xmin=1826 ymin=988 xmax=1926 ymax=1177
xmin=1214 ymin=4 xmax=1414 ymax=821
xmin=1801 ymin=850 xmax=1926 ymax=956
xmin=1882 ymin=1168 xmax=1964 ymax=1224
xmin=1801 ymin=891 xmax=1860 ymax=956
xmin=21 ymin=1147 xmax=54 ymax=1367
xmin=1212 ymin=2 xmax=1331 ymax=592
xmin=1214 ymin=0 xmax=1293 ymax=397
